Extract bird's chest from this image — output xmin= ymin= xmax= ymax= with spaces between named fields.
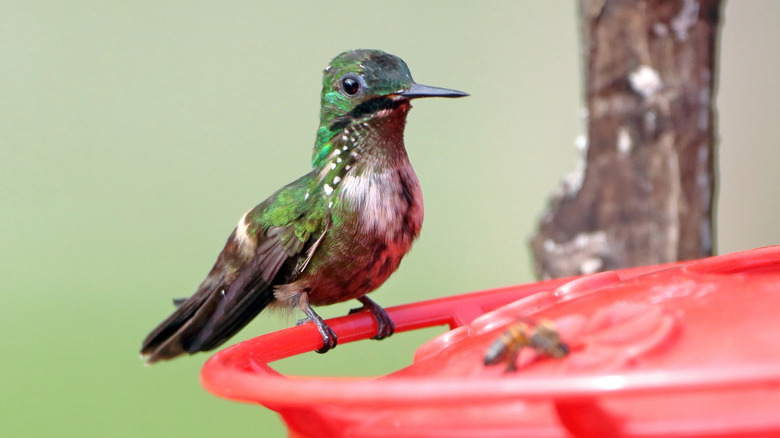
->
xmin=303 ymin=166 xmax=423 ymax=304
xmin=337 ymin=166 xmax=423 ymax=244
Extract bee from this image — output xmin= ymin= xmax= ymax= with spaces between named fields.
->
xmin=483 ymin=318 xmax=569 ymax=372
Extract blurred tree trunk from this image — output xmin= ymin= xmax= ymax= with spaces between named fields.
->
xmin=531 ymin=0 xmax=724 ymax=279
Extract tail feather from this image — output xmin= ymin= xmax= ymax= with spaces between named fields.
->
xmin=141 ymin=222 xmax=300 ymax=364
xmin=140 ymin=271 xmax=277 ymax=365
xmin=187 ymin=253 xmax=280 ymax=352
xmin=188 ymin=283 xmax=275 ymax=352
xmin=140 ymin=288 xmax=221 ymax=364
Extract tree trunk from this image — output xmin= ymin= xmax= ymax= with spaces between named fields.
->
xmin=531 ymin=0 xmax=723 ymax=280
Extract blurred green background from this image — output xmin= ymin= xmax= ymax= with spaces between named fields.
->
xmin=2 ymin=1 xmax=778 ymax=436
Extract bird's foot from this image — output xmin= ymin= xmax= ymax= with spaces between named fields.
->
xmin=349 ymin=296 xmax=395 ymax=340
xmin=297 ymin=294 xmax=338 ymax=354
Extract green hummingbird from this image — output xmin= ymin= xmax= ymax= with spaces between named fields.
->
xmin=140 ymin=49 xmax=467 ymax=364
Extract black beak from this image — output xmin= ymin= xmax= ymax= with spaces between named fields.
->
xmin=397 ymin=83 xmax=469 ymax=99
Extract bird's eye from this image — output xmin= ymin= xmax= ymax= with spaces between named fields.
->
xmin=341 ymin=76 xmax=360 ymax=95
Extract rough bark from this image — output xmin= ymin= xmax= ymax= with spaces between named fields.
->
xmin=531 ymin=0 xmax=723 ymax=279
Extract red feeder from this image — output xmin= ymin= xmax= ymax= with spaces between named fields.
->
xmin=201 ymin=246 xmax=780 ymax=437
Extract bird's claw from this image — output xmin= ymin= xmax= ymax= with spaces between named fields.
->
xmin=297 ymin=316 xmax=338 ymax=353
xmin=314 ymin=324 xmax=338 ymax=354
xmin=350 ymin=296 xmax=395 ymax=340
xmin=297 ymin=293 xmax=339 ymax=354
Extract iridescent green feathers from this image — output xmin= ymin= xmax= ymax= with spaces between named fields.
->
xmin=245 ymin=172 xmax=323 ymax=251
xmin=243 ymin=50 xmax=419 ymax=270
xmin=314 ymin=50 xmax=415 ymax=167
xmin=140 ymin=49 xmax=466 ymax=364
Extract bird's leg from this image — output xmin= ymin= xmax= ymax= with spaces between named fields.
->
xmin=295 ymin=292 xmax=338 ymax=354
xmin=349 ymin=295 xmax=395 ymax=340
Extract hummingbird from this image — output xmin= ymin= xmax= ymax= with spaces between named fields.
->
xmin=140 ymin=49 xmax=467 ymax=364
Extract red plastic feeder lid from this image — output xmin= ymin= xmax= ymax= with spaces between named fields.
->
xmin=202 ymin=246 xmax=780 ymax=437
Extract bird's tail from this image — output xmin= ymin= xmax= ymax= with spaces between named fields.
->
xmin=140 ymin=274 xmax=275 ymax=365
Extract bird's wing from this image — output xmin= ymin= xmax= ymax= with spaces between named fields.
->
xmin=187 ymin=218 xmax=326 ymax=352
xmin=141 ymin=172 xmax=327 ymax=363
xmin=186 ymin=172 xmax=330 ymax=352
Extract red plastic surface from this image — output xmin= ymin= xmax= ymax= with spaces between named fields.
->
xmin=201 ymin=246 xmax=780 ymax=437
